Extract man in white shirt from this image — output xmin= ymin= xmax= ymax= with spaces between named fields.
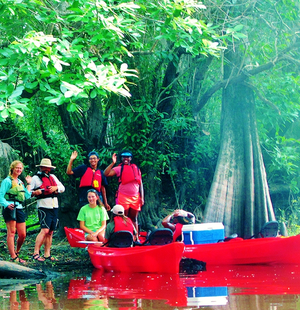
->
xmin=31 ymin=158 xmax=65 ymax=262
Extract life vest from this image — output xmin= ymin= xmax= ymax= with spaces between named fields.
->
xmin=4 ymin=178 xmax=25 ymax=203
xmin=35 ymin=172 xmax=58 ymax=199
xmin=114 ymin=216 xmax=134 ymax=234
xmin=119 ymin=164 xmax=141 ymax=185
xmin=173 ymin=223 xmax=183 ymax=242
xmin=79 ymin=167 xmax=102 ymax=192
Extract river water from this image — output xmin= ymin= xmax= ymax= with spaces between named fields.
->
xmin=1 ymin=264 xmax=300 ymax=309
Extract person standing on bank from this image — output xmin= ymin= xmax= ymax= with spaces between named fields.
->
xmin=77 ymin=189 xmax=109 ymax=242
xmin=66 ymin=151 xmax=110 ymax=211
xmin=104 ymin=151 xmax=144 ymax=233
xmin=31 ymin=158 xmax=65 ymax=262
xmin=0 ymin=160 xmax=31 ymax=263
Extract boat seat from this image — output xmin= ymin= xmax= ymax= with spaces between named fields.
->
xmin=259 ymin=221 xmax=279 ymax=238
xmin=143 ymin=228 xmax=174 ymax=245
xmin=108 ymin=231 xmax=134 ymax=248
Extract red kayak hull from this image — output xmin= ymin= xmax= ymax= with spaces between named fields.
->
xmin=64 ymin=227 xmax=86 ymax=248
xmin=64 ymin=227 xmax=148 ymax=248
xmin=88 ymin=242 xmax=184 ymax=273
xmin=183 ymin=235 xmax=300 ymax=265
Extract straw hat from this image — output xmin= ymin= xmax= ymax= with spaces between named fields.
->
xmin=36 ymin=158 xmax=56 ymax=169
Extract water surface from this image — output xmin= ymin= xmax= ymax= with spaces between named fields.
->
xmin=1 ymin=264 xmax=300 ymax=309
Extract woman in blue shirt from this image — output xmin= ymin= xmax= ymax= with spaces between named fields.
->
xmin=0 ymin=160 xmax=31 ymax=263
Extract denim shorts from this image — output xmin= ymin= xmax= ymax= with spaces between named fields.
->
xmin=2 ymin=207 xmax=26 ymax=223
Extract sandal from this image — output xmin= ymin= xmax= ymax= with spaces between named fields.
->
xmin=11 ymin=256 xmax=26 ymax=264
xmin=32 ymin=254 xmax=45 ymax=262
xmin=44 ymin=255 xmax=58 ymax=261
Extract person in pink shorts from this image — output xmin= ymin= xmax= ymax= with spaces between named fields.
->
xmin=104 ymin=151 xmax=144 ymax=233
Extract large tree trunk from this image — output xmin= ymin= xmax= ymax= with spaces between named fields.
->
xmin=203 ymin=81 xmax=276 ymax=238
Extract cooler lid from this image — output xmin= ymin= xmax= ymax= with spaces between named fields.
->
xmin=182 ymin=222 xmax=224 ymax=231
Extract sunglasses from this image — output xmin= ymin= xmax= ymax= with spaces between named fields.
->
xmin=87 ymin=189 xmax=98 ymax=194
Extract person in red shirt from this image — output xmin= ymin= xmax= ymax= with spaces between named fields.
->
xmin=104 ymin=204 xmax=138 ymax=244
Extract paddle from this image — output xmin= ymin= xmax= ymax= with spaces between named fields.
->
xmin=77 ymin=241 xmax=104 ymax=245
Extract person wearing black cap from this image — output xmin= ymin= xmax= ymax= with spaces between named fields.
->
xmin=66 ymin=150 xmax=110 ymax=210
xmin=104 ymin=151 xmax=144 ymax=233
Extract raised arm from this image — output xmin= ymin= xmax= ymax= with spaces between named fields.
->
xmin=66 ymin=151 xmax=78 ymax=175
xmin=162 ymin=213 xmax=176 ymax=231
xmin=104 ymin=153 xmax=117 ymax=177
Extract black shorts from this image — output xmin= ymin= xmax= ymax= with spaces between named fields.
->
xmin=2 ymin=207 xmax=26 ymax=223
xmin=38 ymin=208 xmax=59 ymax=231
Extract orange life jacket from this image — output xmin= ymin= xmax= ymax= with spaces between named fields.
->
xmin=79 ymin=167 xmax=102 ymax=192
xmin=119 ymin=164 xmax=141 ymax=185
xmin=114 ymin=216 xmax=134 ymax=234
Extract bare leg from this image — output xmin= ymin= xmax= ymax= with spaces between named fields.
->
xmin=33 ymin=228 xmax=49 ymax=261
xmin=86 ymin=234 xmax=98 ymax=241
xmin=127 ymin=208 xmax=139 ymax=234
xmin=43 ymin=230 xmax=54 ymax=258
xmin=10 ymin=291 xmax=19 ymax=310
xmin=15 ymin=222 xmax=26 ymax=254
xmin=6 ymin=220 xmax=17 ymax=258
xmin=97 ymin=230 xmax=105 ymax=242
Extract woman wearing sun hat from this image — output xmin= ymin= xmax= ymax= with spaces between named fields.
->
xmin=104 ymin=151 xmax=144 ymax=233
xmin=31 ymin=158 xmax=65 ymax=262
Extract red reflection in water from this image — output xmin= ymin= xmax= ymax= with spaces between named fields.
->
xmin=183 ymin=264 xmax=300 ymax=295
xmin=68 ymin=264 xmax=300 ymax=308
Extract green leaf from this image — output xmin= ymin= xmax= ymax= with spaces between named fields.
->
xmin=9 ymin=107 xmax=24 ymax=117
xmin=67 ymin=102 xmax=78 ymax=112
xmin=90 ymin=89 xmax=97 ymax=98
xmin=1 ymin=109 xmax=9 ymax=118
xmin=234 ymin=24 xmax=244 ymax=32
xmin=9 ymin=86 xmax=24 ymax=99
xmin=64 ymin=91 xmax=73 ymax=98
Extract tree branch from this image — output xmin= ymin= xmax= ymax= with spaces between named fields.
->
xmin=195 ymin=40 xmax=300 ymax=113
xmin=242 ymin=81 xmax=281 ymax=114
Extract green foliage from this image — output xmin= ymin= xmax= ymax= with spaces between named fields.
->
xmin=0 ymin=0 xmax=221 ymax=122
xmin=0 ymin=0 xmax=299 ymax=230
xmin=277 ymin=196 xmax=300 ymax=236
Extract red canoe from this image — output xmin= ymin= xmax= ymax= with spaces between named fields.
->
xmin=64 ymin=227 xmax=148 ymax=248
xmin=88 ymin=242 xmax=184 ymax=273
xmin=65 ymin=227 xmax=300 ymax=267
xmin=183 ymin=235 xmax=300 ymax=265
xmin=64 ymin=227 xmax=86 ymax=248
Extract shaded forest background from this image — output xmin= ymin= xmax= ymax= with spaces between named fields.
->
xmin=0 ymin=0 xmax=300 ymax=237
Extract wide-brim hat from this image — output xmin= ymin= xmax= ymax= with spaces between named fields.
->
xmin=36 ymin=158 xmax=56 ymax=169
xmin=112 ymin=204 xmax=124 ymax=215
